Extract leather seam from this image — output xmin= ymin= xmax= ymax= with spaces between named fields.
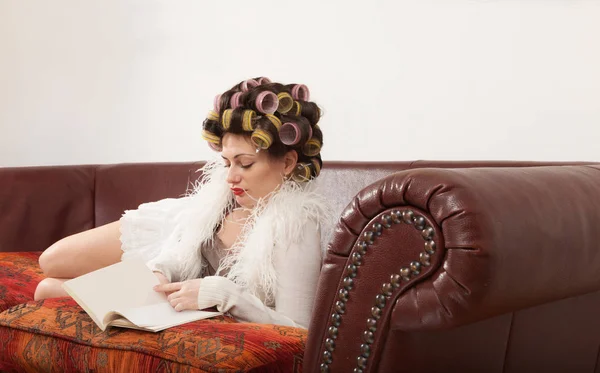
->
xmin=593 ymin=338 xmax=600 ymax=373
xmin=581 ymin=165 xmax=600 ymax=174
xmin=340 ymin=216 xmax=360 ymax=237
xmin=355 ymin=197 xmax=369 ymax=222
xmin=501 ymin=312 xmax=515 ymax=373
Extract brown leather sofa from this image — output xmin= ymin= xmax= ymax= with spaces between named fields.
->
xmin=1 ymin=160 xmax=599 ymax=372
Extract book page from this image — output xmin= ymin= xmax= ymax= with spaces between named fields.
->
xmin=109 ymin=318 xmax=153 ymax=332
xmin=62 ymin=259 xmax=166 ymax=330
xmin=114 ymin=303 xmax=222 ymax=332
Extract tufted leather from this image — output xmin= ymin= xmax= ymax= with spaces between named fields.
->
xmin=305 ymin=163 xmax=600 ymax=373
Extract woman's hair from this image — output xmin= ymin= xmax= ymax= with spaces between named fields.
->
xmin=202 ymin=77 xmax=323 ymax=182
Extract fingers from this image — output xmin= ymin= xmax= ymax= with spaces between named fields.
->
xmin=155 ymin=279 xmax=201 ymax=311
xmin=168 ymin=296 xmax=198 ymax=312
xmin=167 ymin=290 xmax=181 ymax=302
xmin=154 ymin=282 xmax=182 ymax=293
xmin=153 ymin=271 xmax=169 ymax=285
xmin=166 ymin=287 xmax=195 ymax=302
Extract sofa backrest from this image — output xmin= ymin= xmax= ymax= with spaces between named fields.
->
xmin=96 ymin=160 xmax=595 ymax=226
xmin=0 ymin=160 xmax=594 ymax=253
xmin=1 ymin=165 xmax=96 ymax=253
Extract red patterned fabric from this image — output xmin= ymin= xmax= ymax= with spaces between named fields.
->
xmin=0 ymin=252 xmax=307 ymax=372
xmin=0 ymin=252 xmax=44 ymax=312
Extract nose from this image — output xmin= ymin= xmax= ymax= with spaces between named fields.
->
xmin=226 ymin=166 xmax=242 ymax=185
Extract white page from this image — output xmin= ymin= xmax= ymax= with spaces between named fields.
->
xmin=115 ymin=302 xmax=221 ymax=329
xmin=62 ymin=258 xmax=167 ymax=329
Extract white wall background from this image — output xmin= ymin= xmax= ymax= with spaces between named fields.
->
xmin=1 ymin=0 xmax=598 ymax=167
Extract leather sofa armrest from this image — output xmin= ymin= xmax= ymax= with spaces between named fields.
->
xmin=0 ymin=165 xmax=96 ymax=252
xmin=305 ymin=164 xmax=600 ymax=372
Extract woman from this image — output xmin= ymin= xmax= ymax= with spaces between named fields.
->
xmin=34 ymin=77 xmax=329 ymax=328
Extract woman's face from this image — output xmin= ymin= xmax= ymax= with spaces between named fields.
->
xmin=221 ymin=133 xmax=297 ymax=209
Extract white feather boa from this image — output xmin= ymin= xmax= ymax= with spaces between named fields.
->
xmin=151 ymin=159 xmax=331 ymax=303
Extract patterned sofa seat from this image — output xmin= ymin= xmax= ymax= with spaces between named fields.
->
xmin=0 ymin=252 xmax=306 ymax=372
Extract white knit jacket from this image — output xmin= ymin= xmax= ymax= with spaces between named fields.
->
xmin=120 ymin=159 xmax=331 ymax=327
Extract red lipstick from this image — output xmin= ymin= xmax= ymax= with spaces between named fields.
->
xmin=231 ymin=188 xmax=245 ymax=196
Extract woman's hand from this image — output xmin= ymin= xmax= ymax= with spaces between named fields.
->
xmin=153 ymin=271 xmax=169 ymax=285
xmin=154 ymin=279 xmax=202 ymax=311
xmin=153 ymin=271 xmax=175 ymax=296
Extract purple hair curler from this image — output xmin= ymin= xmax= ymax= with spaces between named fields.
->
xmin=213 ymin=94 xmax=222 ymax=112
xmin=255 ymin=91 xmax=279 ymax=114
xmin=279 ymin=122 xmax=301 ymax=145
xmin=291 ymin=84 xmax=310 ymax=101
xmin=230 ymin=92 xmax=243 ymax=109
xmin=241 ymin=79 xmax=259 ymax=92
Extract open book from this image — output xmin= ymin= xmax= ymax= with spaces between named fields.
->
xmin=62 ymin=259 xmax=222 ymax=332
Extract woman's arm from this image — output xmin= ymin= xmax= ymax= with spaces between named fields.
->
xmin=158 ymin=220 xmax=322 ymax=328
xmin=197 ymin=220 xmax=322 ymax=328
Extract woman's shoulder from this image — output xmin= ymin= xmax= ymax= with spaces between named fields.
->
xmin=257 ymin=183 xmax=329 ymax=246
xmin=271 ymin=181 xmax=331 ymax=221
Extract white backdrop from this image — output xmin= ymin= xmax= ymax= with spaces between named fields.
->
xmin=1 ymin=0 xmax=599 ymax=167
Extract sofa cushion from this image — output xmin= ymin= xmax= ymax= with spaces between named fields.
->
xmin=0 ymin=297 xmax=307 ymax=372
xmin=0 ymin=252 xmax=44 ymax=312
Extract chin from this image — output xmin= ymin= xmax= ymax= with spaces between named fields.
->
xmin=235 ymin=195 xmax=253 ymax=209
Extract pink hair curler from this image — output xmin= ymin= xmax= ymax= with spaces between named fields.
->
xmin=307 ymin=124 xmax=313 ymax=140
xmin=213 ymin=94 xmax=222 ymax=112
xmin=279 ymin=122 xmax=301 ymax=145
xmin=230 ymin=92 xmax=243 ymax=109
xmin=291 ymin=84 xmax=310 ymax=101
xmin=255 ymin=91 xmax=279 ymax=114
xmin=241 ymin=79 xmax=259 ymax=92
xmin=208 ymin=141 xmax=222 ymax=152
xmin=258 ymin=77 xmax=272 ymax=85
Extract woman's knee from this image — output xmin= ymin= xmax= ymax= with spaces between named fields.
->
xmin=38 ymin=222 xmax=123 ymax=278
xmin=38 ymin=242 xmax=59 ymax=277
xmin=38 ymin=240 xmax=67 ymax=277
xmin=34 ymin=278 xmax=67 ymax=301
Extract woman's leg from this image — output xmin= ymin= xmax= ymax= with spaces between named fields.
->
xmin=34 ymin=278 xmax=69 ymax=300
xmin=35 ymin=221 xmax=123 ymax=300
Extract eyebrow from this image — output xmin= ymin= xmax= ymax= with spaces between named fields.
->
xmin=221 ymin=153 xmax=256 ymax=161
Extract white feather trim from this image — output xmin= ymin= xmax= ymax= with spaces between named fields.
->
xmin=154 ymin=157 xmax=332 ymax=303
xmin=149 ymin=158 xmax=234 ymax=281
xmin=218 ymin=178 xmax=331 ymax=303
